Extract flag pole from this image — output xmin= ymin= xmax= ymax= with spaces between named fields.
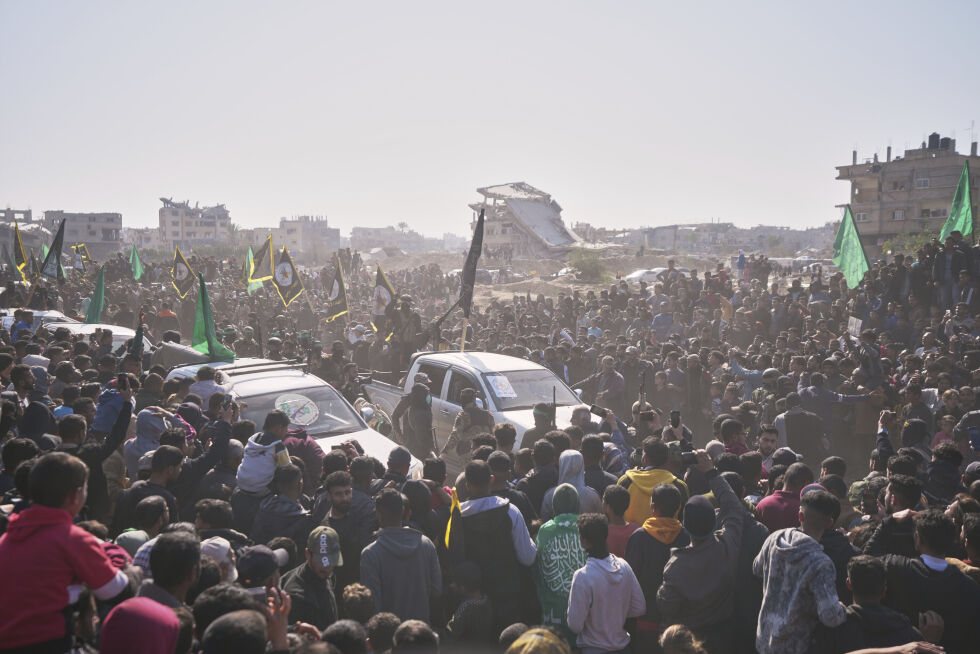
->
xmin=460 ymin=316 xmax=469 ymax=353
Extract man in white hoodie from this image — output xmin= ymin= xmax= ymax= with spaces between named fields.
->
xmin=567 ymin=512 xmax=646 ymax=654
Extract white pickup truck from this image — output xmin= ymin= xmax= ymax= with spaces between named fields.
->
xmin=364 ymin=351 xmax=587 ymax=452
xmin=166 ymin=358 xmax=420 ymax=476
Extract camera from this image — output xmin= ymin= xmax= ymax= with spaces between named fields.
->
xmin=638 ymin=409 xmax=657 ymax=421
xmin=680 ymin=451 xmax=698 ymax=467
xmin=589 ymin=404 xmax=609 ymax=419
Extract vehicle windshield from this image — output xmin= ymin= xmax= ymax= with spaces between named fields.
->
xmin=482 ymin=370 xmax=580 ymax=411
xmin=241 ymin=386 xmax=366 ymax=437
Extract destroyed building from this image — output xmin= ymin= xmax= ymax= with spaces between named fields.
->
xmin=469 ymin=182 xmax=582 ymax=259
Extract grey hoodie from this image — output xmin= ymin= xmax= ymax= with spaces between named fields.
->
xmin=359 ymin=526 xmax=441 ymax=623
xmin=753 ymin=528 xmax=847 ymax=654
xmin=567 ymin=554 xmax=645 ymax=652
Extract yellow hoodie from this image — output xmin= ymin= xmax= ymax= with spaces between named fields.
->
xmin=617 ymin=468 xmax=689 ymax=524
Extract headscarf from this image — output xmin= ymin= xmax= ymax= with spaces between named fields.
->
xmin=100 ymin=597 xmax=180 ymax=654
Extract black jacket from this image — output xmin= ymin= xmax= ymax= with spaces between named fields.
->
xmin=250 ymin=494 xmax=313 ymax=551
xmin=516 ymin=463 xmax=558 ymax=515
xmin=823 ymin=602 xmax=923 ymax=654
xmin=172 ymin=420 xmax=232 ymax=519
xmin=281 ymin=562 xmax=337 ymax=630
xmin=57 ymin=400 xmax=131 ymax=522
xmin=864 ymin=516 xmax=916 ymax=558
xmin=625 ymin=523 xmax=690 ymax=621
xmin=882 ymin=555 xmax=980 ymax=654
xmin=821 ymin=528 xmax=858 ymax=603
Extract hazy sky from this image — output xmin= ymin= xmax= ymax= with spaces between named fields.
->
xmin=2 ymin=2 xmax=979 ymax=237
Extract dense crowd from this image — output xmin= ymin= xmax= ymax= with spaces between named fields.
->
xmin=2 ymin=233 xmax=980 ymax=654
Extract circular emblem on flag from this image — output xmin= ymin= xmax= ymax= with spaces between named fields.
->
xmin=275 ymin=262 xmax=294 ymax=286
xmin=329 ymin=279 xmax=340 ymax=301
xmin=373 ymin=286 xmax=391 ymax=313
xmin=175 ymin=263 xmax=189 ymax=281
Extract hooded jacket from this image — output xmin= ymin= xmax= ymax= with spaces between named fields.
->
xmin=534 ymin=484 xmax=587 ymax=638
xmin=124 ymin=409 xmax=170 ymax=478
xmin=93 ymin=387 xmax=127 ymax=434
xmin=0 ymin=505 xmax=128 ymax=648
xmin=625 ymin=516 xmax=690 ymax=622
xmin=618 ymin=467 xmax=689 ymax=524
xmin=236 ymin=431 xmax=290 ymax=493
xmin=566 ymin=554 xmax=646 ymax=651
xmin=540 ymin=451 xmax=602 ymax=521
xmin=360 ymin=525 xmax=441 ymax=622
xmin=250 ymin=493 xmax=313 ymax=550
xmin=753 ymin=528 xmax=847 ymax=654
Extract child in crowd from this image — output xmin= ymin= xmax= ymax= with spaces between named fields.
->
xmin=603 ymin=485 xmax=639 ymax=558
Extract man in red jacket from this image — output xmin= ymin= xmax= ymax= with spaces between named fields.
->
xmin=0 ymin=452 xmax=129 ymax=652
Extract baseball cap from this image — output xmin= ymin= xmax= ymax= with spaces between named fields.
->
xmin=236 ymin=545 xmax=288 ymax=585
xmin=772 ymin=447 xmax=803 ymax=466
xmin=307 ymin=526 xmax=343 ymax=568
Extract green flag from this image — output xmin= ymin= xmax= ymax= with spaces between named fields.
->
xmin=244 ymin=247 xmax=263 ymax=295
xmin=192 ymin=273 xmax=236 ymax=362
xmin=85 ymin=265 xmax=105 ymax=324
xmin=130 ymin=244 xmax=144 ymax=281
xmin=832 ymin=206 xmax=870 ymax=290
xmin=940 ymin=161 xmax=974 ymax=242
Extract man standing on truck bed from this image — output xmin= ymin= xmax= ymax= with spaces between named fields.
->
xmin=442 ymin=388 xmax=494 ymax=458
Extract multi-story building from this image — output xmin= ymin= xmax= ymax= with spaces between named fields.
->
xmin=43 ymin=210 xmax=122 ymax=260
xmin=350 ymin=226 xmax=428 ymax=252
xmin=0 ymin=209 xmax=34 ymax=224
xmin=836 ymin=133 xmax=980 ymax=251
xmin=123 ymin=227 xmax=164 ymax=251
xmin=274 ymin=215 xmax=340 ymax=263
xmin=158 ymin=198 xmax=231 ymax=249
xmin=468 ymin=182 xmax=582 ymax=259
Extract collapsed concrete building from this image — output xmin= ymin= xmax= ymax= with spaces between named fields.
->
xmin=469 ymin=182 xmax=583 ymax=259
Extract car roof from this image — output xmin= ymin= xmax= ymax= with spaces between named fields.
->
xmin=45 ymin=322 xmax=135 ymax=336
xmin=414 ymin=351 xmax=547 ymax=373
xmin=166 ymin=358 xmax=329 ymax=396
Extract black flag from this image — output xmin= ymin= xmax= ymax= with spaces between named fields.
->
xmin=324 ymin=255 xmax=349 ymax=323
xmin=273 ymin=246 xmax=304 ymax=306
xmin=249 ymin=234 xmax=274 ymax=282
xmin=39 ymin=219 xmax=66 ymax=282
xmin=458 ymin=208 xmax=484 ymax=318
xmin=171 ymin=246 xmax=196 ymax=299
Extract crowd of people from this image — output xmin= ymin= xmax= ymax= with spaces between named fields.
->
xmin=2 ymin=233 xmax=980 ymax=654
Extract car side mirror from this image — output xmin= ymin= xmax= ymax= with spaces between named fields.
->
xmin=474 ymin=397 xmax=485 ymax=410
xmin=575 ymin=388 xmax=584 ymax=398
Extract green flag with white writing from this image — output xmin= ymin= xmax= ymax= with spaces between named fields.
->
xmin=84 ymin=266 xmax=105 ymax=324
xmin=130 ymin=244 xmax=144 ymax=281
xmin=192 ymin=273 xmax=236 ymax=362
xmin=940 ymin=161 xmax=974 ymax=242
xmin=832 ymin=206 xmax=869 ymax=289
